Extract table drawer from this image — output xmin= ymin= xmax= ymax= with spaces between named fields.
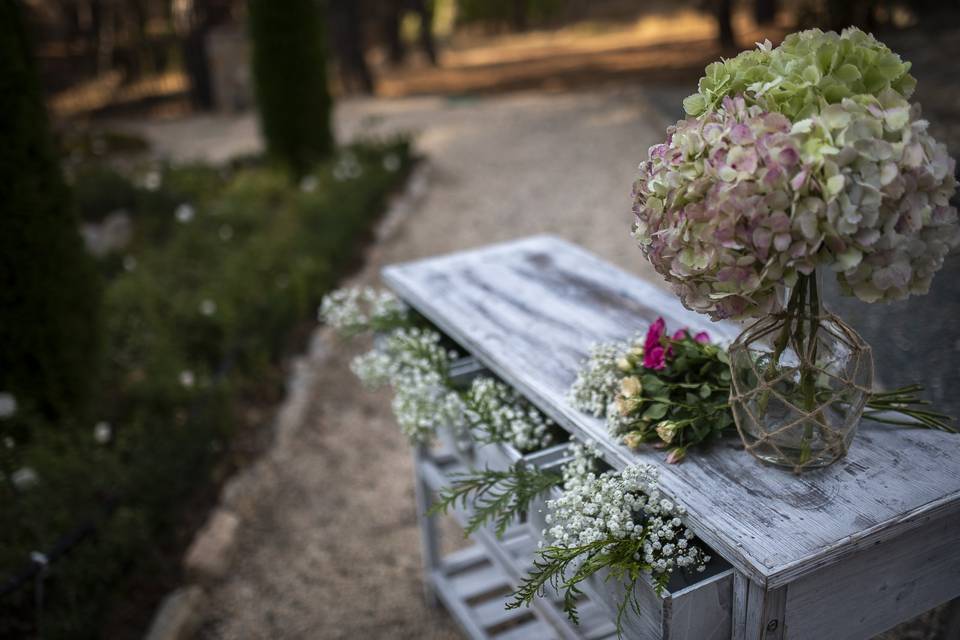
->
xmin=529 ymin=487 xmax=733 ymax=640
xmin=473 ymin=440 xmax=570 ymax=472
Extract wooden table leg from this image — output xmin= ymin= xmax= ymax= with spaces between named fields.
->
xmin=733 ymin=572 xmax=787 ymax=640
xmin=413 ymin=444 xmax=441 ymax=607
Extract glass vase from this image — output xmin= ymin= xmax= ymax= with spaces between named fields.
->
xmin=728 ymin=271 xmax=874 ymax=472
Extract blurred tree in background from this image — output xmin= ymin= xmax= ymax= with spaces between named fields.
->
xmin=329 ymin=0 xmax=376 ymax=95
xmin=248 ymin=0 xmax=333 ymax=176
xmin=0 ymin=0 xmax=101 ymax=422
xmin=456 ymin=0 xmax=564 ymax=31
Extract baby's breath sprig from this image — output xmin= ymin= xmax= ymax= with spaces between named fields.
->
xmin=465 ymin=377 xmax=556 ymax=453
xmin=319 ymin=286 xmax=409 ymax=336
xmin=324 ymin=286 xmax=563 ymax=449
xmin=511 ymin=441 xmax=710 ymax=637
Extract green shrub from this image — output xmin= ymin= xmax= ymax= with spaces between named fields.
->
xmin=0 ymin=0 xmax=102 ymax=422
xmin=0 ymin=137 xmax=414 ymax=638
xmin=248 ymin=0 xmax=334 ymax=176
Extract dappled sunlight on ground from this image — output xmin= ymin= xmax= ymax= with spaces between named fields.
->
xmin=378 ymin=9 xmax=783 ymax=98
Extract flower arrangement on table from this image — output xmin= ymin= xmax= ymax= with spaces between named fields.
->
xmin=630 ymin=28 xmax=958 ymax=469
xmin=571 ymin=315 xmax=954 ymax=465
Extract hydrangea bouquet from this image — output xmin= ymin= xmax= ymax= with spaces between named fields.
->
xmin=631 ymin=29 xmax=958 ymax=470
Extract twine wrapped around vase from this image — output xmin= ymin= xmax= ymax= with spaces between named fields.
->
xmin=728 ymin=272 xmax=875 ymax=472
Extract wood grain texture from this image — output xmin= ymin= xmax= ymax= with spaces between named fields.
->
xmin=384 ymin=235 xmax=960 ymax=587
xmin=742 ymin=581 xmax=786 ymax=640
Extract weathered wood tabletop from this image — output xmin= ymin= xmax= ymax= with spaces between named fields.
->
xmin=384 ymin=235 xmax=960 ymax=639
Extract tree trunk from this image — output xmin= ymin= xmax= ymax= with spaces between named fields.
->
xmin=176 ymin=0 xmax=231 ymax=110
xmin=412 ymin=0 xmax=437 ymax=66
xmin=754 ymin=0 xmax=777 ymax=25
xmin=715 ymin=0 xmax=735 ymax=49
xmin=328 ymin=0 xmax=375 ymax=95
xmin=382 ymin=0 xmax=406 ymax=66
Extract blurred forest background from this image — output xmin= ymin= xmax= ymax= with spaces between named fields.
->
xmin=3 ymin=1 xmax=959 ymax=639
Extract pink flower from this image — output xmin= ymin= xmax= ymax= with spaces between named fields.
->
xmin=672 ymin=329 xmax=688 ymax=341
xmin=643 ymin=318 xmax=668 ymax=370
xmin=694 ymin=331 xmax=710 ymax=344
xmin=644 ymin=317 xmax=666 ymax=352
xmin=644 ymin=345 xmax=667 ymax=370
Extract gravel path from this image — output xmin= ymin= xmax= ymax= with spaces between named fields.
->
xmin=129 ymin=86 xmax=954 ymax=639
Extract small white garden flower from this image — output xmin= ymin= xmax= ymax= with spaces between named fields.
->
xmin=175 ymin=203 xmax=195 ymax=223
xmin=200 ymin=299 xmax=217 ymax=316
xmin=142 ymin=169 xmax=162 ymax=191
xmin=94 ymin=421 xmax=112 ymax=444
xmin=0 ymin=392 xmax=17 ymax=419
xmin=11 ymin=467 xmax=39 ymax=490
xmin=179 ymin=370 xmax=196 ymax=388
xmin=383 ymin=153 xmax=401 ymax=172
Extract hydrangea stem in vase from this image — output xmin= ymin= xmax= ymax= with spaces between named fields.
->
xmin=729 ymin=270 xmax=874 ymax=471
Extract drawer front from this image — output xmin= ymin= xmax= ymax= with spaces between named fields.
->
xmin=582 ymin=565 xmax=733 ymax=640
xmin=473 ymin=440 xmax=571 ymax=472
xmin=474 ymin=441 xmax=515 ymax=472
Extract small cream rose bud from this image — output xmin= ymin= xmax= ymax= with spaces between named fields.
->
xmin=656 ymin=420 xmax=679 ymax=444
xmin=623 ymin=432 xmax=644 ymax=449
xmin=616 ymin=357 xmax=632 ymax=372
xmin=666 ymin=447 xmax=687 ymax=464
xmin=620 ymin=376 xmax=642 ymax=398
xmin=629 ymin=346 xmax=645 ymax=359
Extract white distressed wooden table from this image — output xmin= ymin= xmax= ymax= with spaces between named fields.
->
xmin=384 ymin=235 xmax=960 ymax=640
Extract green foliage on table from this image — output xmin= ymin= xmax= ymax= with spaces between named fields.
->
xmin=248 ymin=0 xmax=334 ymax=176
xmin=0 ymin=138 xmax=414 ymax=638
xmin=0 ymin=0 xmax=102 ymax=423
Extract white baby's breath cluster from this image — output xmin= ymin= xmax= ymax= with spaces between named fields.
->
xmin=319 ymin=287 xmax=409 ymax=336
xmin=466 ymin=378 xmax=554 ymax=452
xmin=545 ymin=443 xmax=709 ymax=576
xmin=567 ymin=341 xmax=629 ymax=417
xmin=349 ymin=327 xmax=461 ymax=443
xmin=391 ymin=368 xmax=466 ymax=444
xmin=561 ymin=439 xmax=600 ymax=492
xmin=326 ymin=287 xmax=558 ymax=449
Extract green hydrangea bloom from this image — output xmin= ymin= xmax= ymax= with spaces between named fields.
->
xmin=684 ymin=28 xmax=916 ymax=121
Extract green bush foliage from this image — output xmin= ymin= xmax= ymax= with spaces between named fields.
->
xmin=0 ymin=138 xmax=414 ymax=638
xmin=248 ymin=0 xmax=334 ymax=176
xmin=0 ymin=0 xmax=102 ymax=422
